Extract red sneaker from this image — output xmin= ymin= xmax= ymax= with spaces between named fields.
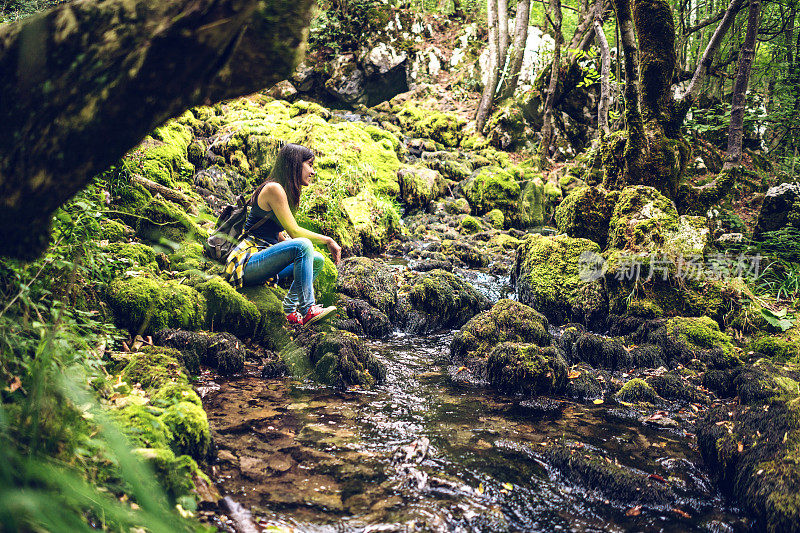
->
xmin=286 ymin=311 xmax=303 ymax=325
xmin=301 ymin=304 xmax=337 ymax=326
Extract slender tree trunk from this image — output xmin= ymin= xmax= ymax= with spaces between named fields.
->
xmin=498 ymin=0 xmax=510 ymax=69
xmin=500 ymin=0 xmax=531 ymax=99
xmin=594 ymin=0 xmax=611 ymax=136
xmin=612 ymin=0 xmax=643 ymax=143
xmin=476 ymin=0 xmax=500 ymax=131
xmin=724 ymin=0 xmax=762 ymax=168
xmin=679 ymin=0 xmax=743 ymax=106
xmin=539 ymin=0 xmax=563 ymax=158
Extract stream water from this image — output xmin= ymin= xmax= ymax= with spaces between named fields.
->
xmin=201 ymin=264 xmax=751 ymax=532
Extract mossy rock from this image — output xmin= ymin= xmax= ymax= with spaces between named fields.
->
xmin=647 ymin=316 xmax=742 ymax=370
xmin=486 ymin=98 xmax=527 ymax=150
xmin=151 ymin=382 xmax=202 ymax=408
xmin=608 ymin=185 xmax=679 ymax=252
xmin=440 ymin=240 xmax=488 ymax=268
xmin=486 ymin=342 xmax=567 ymax=395
xmin=568 ymin=332 xmax=640 ymax=370
xmin=397 ymin=166 xmax=446 ymax=210
xmin=513 ymin=234 xmax=607 ymax=328
xmin=555 ymin=186 xmax=618 ymax=247
xmin=196 ymin=277 xmax=260 ymax=339
xmin=462 ymin=166 xmax=521 ymax=220
xmin=153 ymin=329 xmax=247 ymax=375
xmin=238 ymin=285 xmax=290 ymax=349
xmin=313 ymin=246 xmax=339 ymax=308
xmin=451 ymin=299 xmax=551 ymax=378
xmin=99 ymin=219 xmax=132 ymax=243
xmin=647 ymin=372 xmax=709 ymax=404
xmin=396 ymin=105 xmax=466 ymax=147
xmin=336 ymin=257 xmax=398 ymax=318
xmin=160 ymin=401 xmax=211 ymax=460
xmin=280 ymin=328 xmax=386 ymax=388
xmin=106 ymin=242 xmax=157 ymax=270
xmin=119 ymin=347 xmax=191 ymax=392
xmin=136 ymin=197 xmax=203 ymax=245
xmin=106 ymin=275 xmax=206 ymax=335
xmin=407 ymin=269 xmax=490 ymax=333
xmin=114 ymin=404 xmax=173 ymax=449
xmin=751 ymin=335 xmax=800 ymax=363
xmin=460 ymin=215 xmax=482 ymax=234
xmin=444 ymin=197 xmax=471 ymax=215
xmin=615 ymin=378 xmax=659 ymax=404
xmin=484 ymin=209 xmax=504 ymax=229
xmin=132 ymin=448 xmax=204 ymax=503
xmin=126 ymin=122 xmax=194 ymax=189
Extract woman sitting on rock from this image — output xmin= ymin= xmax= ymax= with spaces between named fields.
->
xmin=226 ymin=143 xmax=340 ymax=326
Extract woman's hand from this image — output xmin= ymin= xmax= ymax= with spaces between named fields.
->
xmin=277 ymin=231 xmax=289 ymax=242
xmin=327 ymin=238 xmax=342 ymax=265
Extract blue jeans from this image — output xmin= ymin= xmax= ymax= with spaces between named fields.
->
xmin=240 ymin=238 xmax=324 ymax=315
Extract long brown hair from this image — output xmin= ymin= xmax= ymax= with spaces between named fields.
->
xmin=250 ymin=143 xmax=315 ymax=211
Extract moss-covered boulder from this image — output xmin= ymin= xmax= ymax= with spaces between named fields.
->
xmin=444 ymin=197 xmax=471 ymax=215
xmin=397 ymin=166 xmax=445 ymax=210
xmin=238 ymin=284 xmax=290 ymax=350
xmin=136 ymin=197 xmax=203 ymax=245
xmin=615 ymin=378 xmax=659 ymax=404
xmin=462 ymin=166 xmax=520 ymax=219
xmin=106 ymin=275 xmax=206 ymax=335
xmin=486 ymin=342 xmax=568 ymax=395
xmin=151 ymin=382 xmax=203 ymax=408
xmin=335 ymin=295 xmax=392 ymax=339
xmin=339 ymin=189 xmax=401 ymax=254
xmin=126 ymin=122 xmax=195 ymax=189
xmin=608 ymin=185 xmax=680 ymax=252
xmin=119 ymin=347 xmax=190 ymax=392
xmin=451 ymin=299 xmax=551 ymax=378
xmin=406 ymin=269 xmax=490 ymax=334
xmin=99 ymin=219 xmax=133 ymax=243
xmin=751 ymin=335 xmax=800 ymax=362
xmin=114 ymin=404 xmax=173 ymax=449
xmin=153 ymin=329 xmax=248 ymax=375
xmin=459 ymin=215 xmax=482 ymax=234
xmin=396 ymin=104 xmax=467 ymax=147
xmin=648 ymin=316 xmax=742 ymax=370
xmin=336 ymin=257 xmax=398 ymax=318
xmin=486 ymin=98 xmax=527 ymax=150
xmin=440 ymin=240 xmax=488 ymax=268
xmin=555 ymin=186 xmax=619 ymax=247
xmin=106 ymin=242 xmax=158 ymax=271
xmin=280 ymin=328 xmax=386 ymax=389
xmin=132 ymin=448 xmax=210 ymax=504
xmin=513 ymin=234 xmax=607 ymax=328
xmin=160 ymin=401 xmax=211 ymax=460
xmin=196 ymin=277 xmax=260 ymax=339
xmin=484 ymin=209 xmax=504 ymax=229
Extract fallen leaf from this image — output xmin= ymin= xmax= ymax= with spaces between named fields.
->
xmin=672 ymin=508 xmax=691 ymax=519
xmin=502 ymin=482 xmax=514 ymax=490
xmin=122 ymin=341 xmax=130 ymax=353
xmin=593 ymin=399 xmax=604 ymax=405
xmin=737 ymin=442 xmax=744 ymax=453
xmin=477 ymin=482 xmax=484 ymax=495
xmin=648 ymin=474 xmax=667 ymax=483
xmin=568 ymin=370 xmax=582 ymax=379
xmin=625 ymin=505 xmax=642 ymax=517
xmin=456 ymin=366 xmax=469 ymax=374
xmin=757 ymin=469 xmax=764 ymax=475
xmin=604 ymin=456 xmax=612 ymax=464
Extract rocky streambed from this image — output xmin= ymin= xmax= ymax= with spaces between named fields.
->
xmin=201 ymin=259 xmax=750 ymax=532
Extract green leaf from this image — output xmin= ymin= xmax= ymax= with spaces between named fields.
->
xmin=761 ymin=308 xmax=795 ymax=331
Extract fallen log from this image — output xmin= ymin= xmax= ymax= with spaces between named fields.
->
xmin=131 ymin=174 xmax=197 ymax=215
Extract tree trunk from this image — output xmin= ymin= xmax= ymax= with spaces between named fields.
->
xmin=539 ymin=0 xmax=563 ymax=158
xmin=500 ymin=0 xmax=531 ymax=99
xmin=0 ymin=0 xmax=313 ymax=260
xmin=594 ymin=0 xmax=611 ymax=136
xmin=476 ymin=0 xmax=500 ymax=131
xmin=678 ymin=0 xmax=743 ymax=107
xmin=498 ymin=0 xmax=510 ymax=69
xmin=724 ymin=0 xmax=761 ymax=169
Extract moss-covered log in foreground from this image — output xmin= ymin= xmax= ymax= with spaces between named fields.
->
xmin=0 ymin=0 xmax=313 ymax=260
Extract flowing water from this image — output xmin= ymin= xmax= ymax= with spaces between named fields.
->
xmin=202 ymin=268 xmax=751 ymax=532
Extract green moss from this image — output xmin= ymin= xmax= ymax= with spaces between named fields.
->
xmin=514 ymin=234 xmax=607 ymax=327
xmin=462 ymin=166 xmax=521 ymax=219
xmin=160 ymin=401 xmax=211 ymax=460
xmin=460 ymin=215 xmax=481 ymax=234
xmin=616 ymin=378 xmax=659 ymax=403
xmin=444 ymin=197 xmax=471 ymax=215
xmin=239 ymin=284 xmax=290 ymax=349
xmin=626 ymin=298 xmax=664 ymax=318
xmin=396 ymin=105 xmax=467 ymax=147
xmin=608 ymin=185 xmax=679 ymax=251
xmin=136 ymin=197 xmax=203 ymax=245
xmin=107 ymin=276 xmax=206 ymax=335
xmin=114 ymin=404 xmax=173 ymax=449
xmin=130 ymin=122 xmax=195 ymax=188
xmin=132 ymin=448 xmax=202 ymax=502
xmin=113 ymin=181 xmax=153 ymax=217
xmin=555 ymin=186 xmax=618 ymax=247
xmin=484 ymin=209 xmax=505 ymax=229
xmin=151 ymin=382 xmax=202 ymax=408
xmin=751 ymin=336 xmax=800 ymax=363
xmin=397 ymin=166 xmax=445 ymax=210
xmin=120 ymin=348 xmax=189 ymax=392
xmin=313 ymin=246 xmax=338 ymax=308
xmin=106 ymin=242 xmax=157 ymax=269
xmin=667 ymin=316 xmax=735 ymax=354
xmin=196 ymin=277 xmax=260 ymax=339
xmin=409 ymin=269 xmax=488 ymax=330
xmin=99 ymin=219 xmax=130 ymax=242
xmin=487 ymin=342 xmax=567 ymax=395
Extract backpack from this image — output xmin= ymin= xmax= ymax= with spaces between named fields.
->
xmin=204 ymin=195 xmax=269 ymax=261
